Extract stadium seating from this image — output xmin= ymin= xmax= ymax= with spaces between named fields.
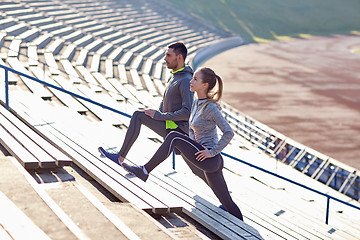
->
xmin=1 ymin=0 xmax=359 ymax=239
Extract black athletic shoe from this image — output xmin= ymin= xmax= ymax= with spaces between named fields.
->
xmin=219 ymin=205 xmax=227 ymax=212
xmin=122 ymin=163 xmax=148 ymax=182
xmin=98 ymin=147 xmax=121 ymax=165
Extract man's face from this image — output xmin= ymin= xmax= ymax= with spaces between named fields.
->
xmin=164 ymin=48 xmax=179 ymax=70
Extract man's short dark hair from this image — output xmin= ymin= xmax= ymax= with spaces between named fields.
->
xmin=168 ymin=42 xmax=187 ymax=61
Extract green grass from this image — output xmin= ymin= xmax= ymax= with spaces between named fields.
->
xmin=164 ymin=0 xmax=360 ymax=42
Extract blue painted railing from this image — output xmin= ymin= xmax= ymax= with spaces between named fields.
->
xmin=1 ymin=64 xmax=131 ymax=118
xmin=1 ymin=63 xmax=359 ymax=225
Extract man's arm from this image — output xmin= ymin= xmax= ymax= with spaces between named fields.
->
xmin=152 ymin=79 xmax=193 ymax=121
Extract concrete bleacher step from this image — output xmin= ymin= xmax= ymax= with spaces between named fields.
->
xmin=0 ymin=190 xmax=51 ymax=240
xmin=105 ymin=77 xmax=144 ymax=109
xmin=31 ymin=33 xmax=53 ymax=49
xmin=137 ymin=45 xmax=158 ymax=58
xmin=0 ymin=155 xmax=83 ymax=239
xmin=96 ymin=43 xmax=113 ymax=57
xmin=105 ymin=59 xmax=114 ymax=78
xmin=119 ymin=50 xmax=134 ymax=66
xmin=161 ymin=153 xmax=356 ymax=240
xmin=58 ymin=59 xmax=81 ymax=84
xmin=142 ymin=74 xmax=160 ymax=96
xmin=51 ymin=26 xmax=74 ymax=38
xmin=75 ymin=65 xmax=103 ymax=92
xmin=225 ymin=172 xmax=341 ymax=239
xmin=0 ymin=59 xmax=17 ymax=85
xmin=129 ymin=68 xmax=144 ymax=90
xmin=107 ymin=46 xmax=123 ymax=61
xmin=116 ymin=142 xmax=263 ymax=239
xmin=91 ymin=72 xmax=124 ymax=102
xmin=74 ymin=83 xmax=135 ymax=123
xmin=18 ymin=28 xmax=41 ymax=42
xmin=9 ymin=95 xmax=182 ymax=214
xmin=0 ymin=104 xmax=71 ymax=169
xmin=89 ymin=53 xmax=100 ymax=72
xmin=123 ymin=82 xmax=159 ymax=108
xmin=73 ymin=35 xmax=94 ymax=48
xmin=221 ymin=152 xmax=360 ymax=239
xmin=154 ymin=176 xmax=263 ymax=240
xmin=0 ymin=17 xmax=16 ymax=30
xmin=44 ymin=51 xmax=61 ymax=75
xmin=62 ymin=30 xmax=84 ymax=43
xmin=5 ymin=0 xmax=356 ymax=238
xmin=5 ymin=87 xmax=263 ymax=239
xmin=0 ymin=152 xmax=158 ymax=240
xmin=3 ymin=22 xmax=28 ymax=36
xmin=7 ymin=38 xmax=22 ymax=58
xmin=75 ymin=48 xmax=88 ymax=66
xmin=84 ymin=38 xmax=104 ymax=52
xmin=46 ymin=38 xmax=64 ymax=55
xmin=6 ymin=57 xmax=53 ymax=99
xmin=29 ymin=66 xmax=88 ymax=114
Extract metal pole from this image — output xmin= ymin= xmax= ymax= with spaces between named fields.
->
xmin=325 ymin=196 xmax=330 ymax=224
xmin=172 ymin=150 xmax=175 ymax=170
xmin=5 ymin=69 xmax=9 ymax=110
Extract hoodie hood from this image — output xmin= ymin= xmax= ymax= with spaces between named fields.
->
xmin=173 ymin=65 xmax=193 ymax=76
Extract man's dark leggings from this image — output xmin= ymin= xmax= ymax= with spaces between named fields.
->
xmin=119 ymin=111 xmax=168 ymax=158
xmin=144 ymin=131 xmax=243 ymax=220
xmin=119 ymin=111 xmax=206 ymax=181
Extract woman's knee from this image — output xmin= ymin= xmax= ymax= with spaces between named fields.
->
xmin=166 ymin=130 xmax=183 ymax=139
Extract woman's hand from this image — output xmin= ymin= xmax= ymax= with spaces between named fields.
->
xmin=195 ymin=146 xmax=212 ymax=161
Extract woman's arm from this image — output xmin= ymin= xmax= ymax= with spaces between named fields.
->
xmin=208 ymin=104 xmax=234 ymax=157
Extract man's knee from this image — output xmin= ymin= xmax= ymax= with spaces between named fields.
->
xmin=132 ymin=110 xmax=143 ymax=118
xmin=131 ymin=110 xmax=149 ymax=122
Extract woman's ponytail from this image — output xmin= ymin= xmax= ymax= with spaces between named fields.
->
xmin=212 ymin=74 xmax=223 ymax=103
xmin=198 ymin=67 xmax=224 ymax=112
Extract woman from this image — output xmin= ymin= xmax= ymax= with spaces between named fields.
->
xmin=123 ymin=67 xmax=243 ymax=220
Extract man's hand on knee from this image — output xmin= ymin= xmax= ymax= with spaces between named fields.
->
xmin=143 ymin=109 xmax=156 ymax=118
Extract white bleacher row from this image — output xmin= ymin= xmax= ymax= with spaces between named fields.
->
xmin=5 ymin=0 xmax=219 ymax=164
xmin=221 ymin=100 xmax=360 ymax=200
xmin=2 ymin=59 xmax=360 ymax=238
xmin=1 ymin=1 xmax=360 ymax=239
xmin=1 ymin=0 xmax=219 ymax=89
xmin=11 ymin=0 xmax=240 ymax=146
xmin=6 ymin=0 xmax=219 ymax=50
xmin=35 ymin=0 xmax=217 ymax=48
xmin=1 ymin=30 xmax=162 ymax=110
xmin=6 ymin=0 xmax=359 ymax=199
xmin=4 ymin=82 xmax=360 ymax=240
xmin=1 ymin=17 xmax=165 ymax=97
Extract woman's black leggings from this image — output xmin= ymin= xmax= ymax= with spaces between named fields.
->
xmin=144 ymin=131 xmax=243 ymax=220
xmin=119 ymin=111 xmax=204 ymax=179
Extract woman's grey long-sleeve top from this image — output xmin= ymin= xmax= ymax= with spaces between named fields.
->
xmin=189 ymin=98 xmax=234 ymax=157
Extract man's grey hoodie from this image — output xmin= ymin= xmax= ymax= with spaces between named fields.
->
xmin=153 ymin=65 xmax=194 ymax=134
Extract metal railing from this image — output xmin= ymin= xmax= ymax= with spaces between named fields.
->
xmin=221 ymin=102 xmax=360 ymax=202
xmin=1 ymin=63 xmax=131 ymax=118
xmin=1 ymin=63 xmax=360 ymax=225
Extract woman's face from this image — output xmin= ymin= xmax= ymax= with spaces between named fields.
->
xmin=190 ymin=70 xmax=208 ymax=94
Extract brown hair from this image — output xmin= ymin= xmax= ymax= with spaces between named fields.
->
xmin=198 ymin=67 xmax=223 ymax=103
xmin=168 ymin=42 xmax=187 ymax=61
xmin=197 ymin=67 xmax=223 ymax=112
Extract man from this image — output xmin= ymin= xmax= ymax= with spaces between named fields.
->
xmin=99 ymin=42 xmax=194 ymax=164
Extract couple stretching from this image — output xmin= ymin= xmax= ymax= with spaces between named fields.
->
xmin=99 ymin=42 xmax=243 ymax=220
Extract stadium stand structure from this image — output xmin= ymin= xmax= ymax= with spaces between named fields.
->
xmin=1 ymin=0 xmax=360 ymax=239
